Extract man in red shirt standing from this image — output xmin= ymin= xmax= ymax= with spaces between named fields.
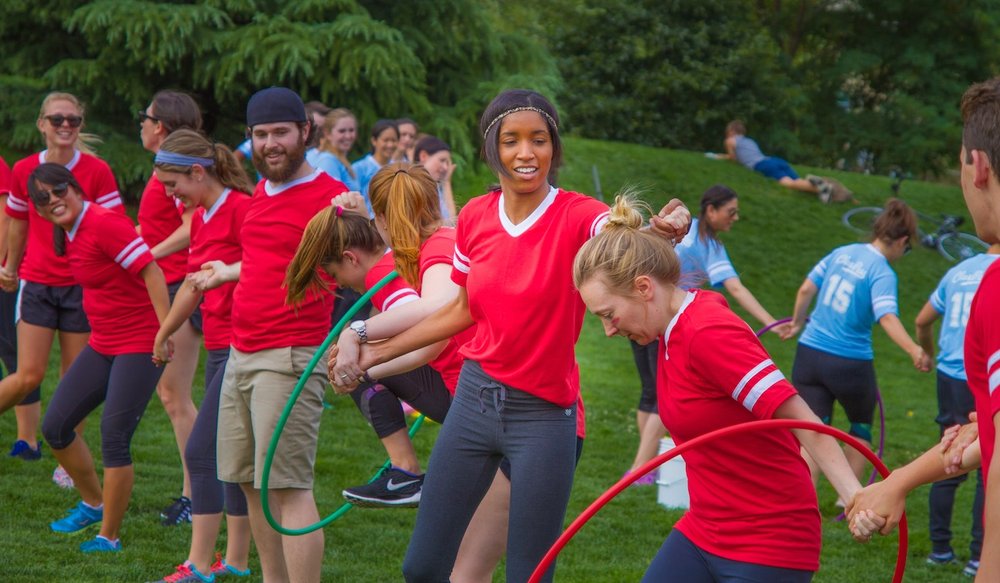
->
xmin=198 ymin=87 xmax=347 ymax=583
xmin=847 ymin=78 xmax=1000 ymax=581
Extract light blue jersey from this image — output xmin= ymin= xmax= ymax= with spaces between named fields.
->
xmin=929 ymin=253 xmax=1000 ymax=380
xmin=675 ymin=218 xmax=739 ymax=290
xmin=314 ymin=151 xmax=361 ymax=192
xmin=799 ymin=243 xmax=899 ymax=360
xmin=351 ymin=153 xmax=381 ymax=217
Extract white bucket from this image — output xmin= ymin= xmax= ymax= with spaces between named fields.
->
xmin=656 ymin=437 xmax=690 ymax=509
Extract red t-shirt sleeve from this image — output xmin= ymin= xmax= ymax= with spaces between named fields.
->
xmin=419 ymin=230 xmax=456 ymax=284
xmin=5 ymin=163 xmax=29 ymax=220
xmin=92 ymin=161 xmax=124 ymax=213
xmin=451 ymin=206 xmax=472 ymax=287
xmin=0 ymin=157 xmax=11 ymax=196
xmin=366 ymin=255 xmax=418 ymax=313
xmin=689 ymin=318 xmax=797 ymax=420
xmin=566 ymin=195 xmax=611 ymax=240
xmin=982 ymin=285 xmax=1000 ymax=418
xmin=100 ymin=213 xmax=154 ymax=277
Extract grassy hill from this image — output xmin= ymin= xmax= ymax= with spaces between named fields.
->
xmin=0 ymin=137 xmax=981 ymax=581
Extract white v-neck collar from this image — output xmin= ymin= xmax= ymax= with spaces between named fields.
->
xmin=264 ymin=169 xmax=321 ymax=197
xmin=662 ymin=290 xmax=697 ymax=361
xmin=498 ymin=185 xmax=558 ymax=237
xmin=202 ymin=188 xmax=232 ymax=223
xmin=66 ymin=201 xmax=91 ymax=242
xmin=40 ymin=149 xmax=81 ymax=171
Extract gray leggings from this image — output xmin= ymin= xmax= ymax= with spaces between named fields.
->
xmin=42 ymin=346 xmax=162 ymax=467
xmin=187 ymin=348 xmax=247 ymax=516
xmin=402 ymin=360 xmax=577 ymax=583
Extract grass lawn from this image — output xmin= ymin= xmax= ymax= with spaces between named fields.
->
xmin=0 ymin=137 xmax=984 ymax=581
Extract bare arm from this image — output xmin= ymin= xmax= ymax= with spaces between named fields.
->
xmin=360 ymin=287 xmax=474 ymax=372
xmin=150 ymin=206 xmax=194 ymax=259
xmin=979 ymin=417 xmax=1000 ymax=581
xmin=914 ymin=301 xmax=939 ymax=360
xmin=0 ymin=196 xmax=9 ymax=262
xmin=0 ymin=217 xmax=28 ymax=292
xmin=780 ymin=279 xmax=817 ymax=340
xmin=722 ymin=277 xmax=778 ymax=329
xmin=153 ymin=279 xmax=203 ymax=364
xmin=140 ymin=261 xmax=171 ymax=326
xmin=879 ymin=313 xmax=932 ymax=372
xmin=775 ymin=396 xmax=865 ymax=508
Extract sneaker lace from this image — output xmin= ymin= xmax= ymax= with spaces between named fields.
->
xmin=163 ymin=564 xmax=194 ymax=583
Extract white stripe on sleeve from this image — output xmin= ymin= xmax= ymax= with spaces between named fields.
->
xmin=742 ymin=370 xmax=785 ymax=412
xmin=114 ymin=237 xmax=144 ymax=264
xmin=731 ymin=359 xmax=774 ymax=400
xmin=381 ymin=288 xmax=419 ymax=312
xmin=590 ymin=211 xmax=611 ymax=238
xmin=6 ymin=195 xmax=28 ymax=213
xmin=97 ymin=191 xmax=123 ymax=208
xmin=989 ymin=349 xmax=1000 ymax=395
xmin=452 ymin=244 xmax=470 ymax=274
xmin=120 ymin=243 xmax=151 ymax=269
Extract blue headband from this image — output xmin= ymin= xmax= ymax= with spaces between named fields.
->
xmin=154 ymin=150 xmax=214 ymax=167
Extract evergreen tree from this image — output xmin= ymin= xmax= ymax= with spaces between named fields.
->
xmin=0 ymin=0 xmax=559 ymax=197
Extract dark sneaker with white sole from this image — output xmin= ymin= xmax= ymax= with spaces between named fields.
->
xmin=342 ymin=467 xmax=424 ymax=507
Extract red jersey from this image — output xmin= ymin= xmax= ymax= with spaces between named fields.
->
xmin=451 ymin=188 xmax=609 ymax=406
xmin=367 ymin=250 xmax=420 ymax=314
xmin=657 ymin=290 xmax=819 ymax=572
xmin=231 ymin=170 xmax=347 ymax=352
xmin=189 ymin=189 xmax=251 ymax=350
xmin=138 ymin=174 xmax=188 ymax=284
xmin=66 ymin=203 xmax=159 ymax=355
xmin=0 ymin=156 xmax=11 ymax=196
xmin=7 ymin=150 xmax=124 ymax=286
xmin=967 ymin=260 xmax=1000 ymax=482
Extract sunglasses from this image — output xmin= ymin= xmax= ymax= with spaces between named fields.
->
xmin=44 ymin=115 xmax=83 ymax=128
xmin=137 ymin=111 xmax=160 ymax=124
xmin=30 ymin=183 xmax=70 ymax=208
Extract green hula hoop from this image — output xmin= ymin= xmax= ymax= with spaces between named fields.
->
xmin=260 ymin=270 xmax=427 ymax=535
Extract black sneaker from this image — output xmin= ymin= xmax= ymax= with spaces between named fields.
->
xmin=160 ymin=496 xmax=192 ymax=526
xmin=342 ymin=467 xmax=423 ymax=507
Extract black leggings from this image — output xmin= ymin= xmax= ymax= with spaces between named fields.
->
xmin=792 ymin=343 xmax=878 ymax=429
xmin=350 ymin=364 xmax=452 ymax=438
xmin=42 ymin=347 xmax=162 ymax=467
xmin=642 ymin=530 xmax=813 ymax=583
xmin=186 ymin=348 xmax=247 ymax=516
xmin=630 ymin=339 xmax=659 ymax=413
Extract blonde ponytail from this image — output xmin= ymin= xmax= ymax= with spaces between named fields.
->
xmin=369 ymin=163 xmax=441 ymax=287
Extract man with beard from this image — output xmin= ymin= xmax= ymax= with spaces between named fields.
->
xmin=195 ymin=87 xmax=347 ymax=583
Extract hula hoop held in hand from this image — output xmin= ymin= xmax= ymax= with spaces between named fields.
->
xmin=527 ymin=419 xmax=908 ymax=583
xmin=259 ymin=270 xmax=427 ymax=535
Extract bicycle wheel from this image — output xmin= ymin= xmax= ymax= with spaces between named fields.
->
xmin=842 ymin=207 xmax=882 ymax=235
xmin=938 ymin=232 xmax=990 ymax=262
xmin=914 ymin=211 xmax=942 ymax=240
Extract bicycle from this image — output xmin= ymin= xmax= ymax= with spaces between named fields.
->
xmin=842 ymin=206 xmax=989 ymax=262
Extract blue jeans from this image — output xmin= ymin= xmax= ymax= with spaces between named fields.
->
xmin=402 ymin=360 xmax=578 ymax=582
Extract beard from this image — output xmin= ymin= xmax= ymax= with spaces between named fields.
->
xmin=252 ymin=133 xmax=307 ymax=182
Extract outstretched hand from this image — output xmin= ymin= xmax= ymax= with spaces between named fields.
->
xmin=330 ymin=191 xmax=368 ymax=216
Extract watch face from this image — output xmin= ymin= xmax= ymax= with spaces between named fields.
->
xmin=351 ymin=321 xmax=364 ymax=331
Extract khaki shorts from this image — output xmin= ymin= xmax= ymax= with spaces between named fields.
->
xmin=217 ymin=346 xmax=327 ymax=489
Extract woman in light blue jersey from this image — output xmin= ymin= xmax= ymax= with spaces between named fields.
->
xmin=314 ymin=108 xmax=360 ymax=192
xmin=914 ymin=244 xmax=999 ymax=570
xmin=352 ymin=119 xmax=398 ymax=216
xmin=783 ymin=198 xmax=931 ymax=486
xmin=625 ymin=185 xmax=785 ymax=480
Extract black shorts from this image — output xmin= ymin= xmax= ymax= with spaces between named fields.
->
xmin=935 ymin=370 xmax=976 ymax=430
xmin=16 ymin=281 xmax=90 ymax=333
xmin=167 ymin=280 xmax=203 ymax=334
xmin=792 ymin=343 xmax=877 ymax=426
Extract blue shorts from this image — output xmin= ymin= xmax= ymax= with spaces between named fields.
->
xmin=753 ymin=157 xmax=799 ymax=181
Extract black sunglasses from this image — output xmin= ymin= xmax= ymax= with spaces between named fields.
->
xmin=137 ymin=110 xmax=160 ymax=124
xmin=44 ymin=115 xmax=83 ymax=128
xmin=31 ymin=183 xmax=71 ymax=208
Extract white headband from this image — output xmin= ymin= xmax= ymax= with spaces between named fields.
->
xmin=483 ymin=106 xmax=558 ymax=140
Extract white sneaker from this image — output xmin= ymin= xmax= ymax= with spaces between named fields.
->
xmin=52 ymin=465 xmax=75 ymax=489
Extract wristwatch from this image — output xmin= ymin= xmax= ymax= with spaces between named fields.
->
xmin=349 ymin=320 xmax=368 ymax=344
